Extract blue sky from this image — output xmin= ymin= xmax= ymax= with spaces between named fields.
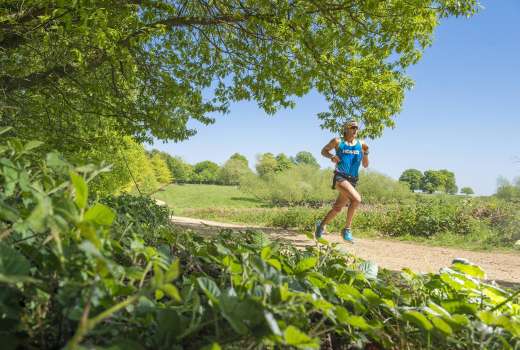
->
xmin=152 ymin=0 xmax=520 ymax=195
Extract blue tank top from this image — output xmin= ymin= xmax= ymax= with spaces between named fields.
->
xmin=335 ymin=139 xmax=363 ymax=177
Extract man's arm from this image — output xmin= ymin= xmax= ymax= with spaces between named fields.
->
xmin=361 ymin=141 xmax=369 ymax=168
xmin=322 ymin=138 xmax=340 ymax=163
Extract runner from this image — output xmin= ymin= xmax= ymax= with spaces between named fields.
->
xmin=315 ymin=119 xmax=369 ymax=242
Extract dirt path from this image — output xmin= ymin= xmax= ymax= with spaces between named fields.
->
xmin=171 ymin=215 xmax=520 ymax=284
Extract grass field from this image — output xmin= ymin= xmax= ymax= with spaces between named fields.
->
xmin=153 ymin=184 xmax=264 ymax=211
xmin=152 ymin=184 xmax=518 ymax=252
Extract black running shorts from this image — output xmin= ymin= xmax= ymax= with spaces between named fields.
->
xmin=332 ymin=172 xmax=358 ymax=189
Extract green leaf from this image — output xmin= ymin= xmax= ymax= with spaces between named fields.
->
xmin=218 ymin=290 xmax=263 ymax=335
xmin=295 ymin=257 xmax=317 ymax=273
xmin=0 ymin=242 xmax=30 ymax=283
xmin=441 ymin=300 xmax=477 ymax=315
xmin=264 ymin=311 xmax=282 ymax=336
xmin=0 ymin=126 xmax=12 ymax=136
xmin=200 ymin=343 xmax=221 ymax=350
xmin=430 ymin=316 xmax=453 ymax=335
xmin=477 ymin=310 xmax=496 ymax=325
xmin=84 ymin=203 xmax=115 ymax=226
xmin=358 ymin=260 xmax=378 ymax=279
xmin=165 ymin=259 xmax=180 ymax=282
xmin=0 ymin=202 xmax=19 ymax=222
xmin=334 ymin=306 xmax=350 ymax=324
xmin=23 ymin=140 xmax=44 ymax=153
xmin=344 ymin=315 xmax=370 ymax=330
xmin=70 ymin=171 xmax=88 ymax=209
xmin=161 ymin=284 xmax=181 ymax=302
xmin=284 ymin=326 xmax=319 ymax=349
xmin=403 ymin=310 xmax=433 ymax=331
xmin=261 ymin=246 xmax=271 ymax=259
xmin=26 ymin=196 xmax=52 ymax=233
xmin=336 ymin=284 xmax=362 ymax=301
xmin=451 ymin=262 xmax=486 ymax=279
xmin=362 ymin=288 xmax=381 ymax=305
xmin=197 ymin=277 xmax=221 ymax=304
xmin=266 ymin=258 xmax=281 ymax=271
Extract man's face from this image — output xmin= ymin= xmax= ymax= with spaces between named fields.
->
xmin=344 ymin=123 xmax=359 ymax=138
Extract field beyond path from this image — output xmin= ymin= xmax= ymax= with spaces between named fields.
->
xmin=172 ymin=215 xmax=520 ymax=284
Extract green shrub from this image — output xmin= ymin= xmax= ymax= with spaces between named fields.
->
xmin=240 ymin=164 xmax=335 ymax=206
xmin=4 ymin=134 xmax=519 ymax=349
xmin=357 ymin=170 xmax=414 ymax=204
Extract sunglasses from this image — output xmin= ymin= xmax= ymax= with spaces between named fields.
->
xmin=346 ymin=126 xmax=358 ymax=130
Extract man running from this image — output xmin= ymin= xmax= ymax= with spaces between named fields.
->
xmin=315 ymin=119 xmax=369 ymax=242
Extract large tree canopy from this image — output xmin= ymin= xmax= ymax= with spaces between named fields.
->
xmin=1 ymin=0 xmax=478 ymax=149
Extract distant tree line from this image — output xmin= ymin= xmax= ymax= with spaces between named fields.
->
xmin=399 ymin=168 xmax=469 ymax=195
xmin=150 ymin=150 xmax=320 ymax=186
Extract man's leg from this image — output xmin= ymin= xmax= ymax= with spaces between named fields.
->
xmin=337 ymin=181 xmax=361 ymax=229
xmin=320 ymin=187 xmax=350 ymax=229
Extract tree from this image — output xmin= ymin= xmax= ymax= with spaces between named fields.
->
xmin=150 ymin=153 xmax=173 ymax=184
xmin=420 ymin=170 xmax=444 ymax=194
xmin=161 ymin=154 xmax=194 ymax=182
xmin=460 ymin=187 xmax=474 ymax=195
xmin=80 ymin=136 xmax=158 ymax=195
xmin=256 ymin=153 xmax=278 ymax=177
xmin=420 ymin=169 xmax=457 ymax=194
xmin=218 ymin=158 xmax=254 ymax=185
xmin=230 ymin=153 xmax=249 ymax=167
xmin=275 ymin=153 xmax=294 ymax=172
xmin=438 ymin=169 xmax=458 ymax=194
xmin=293 ymin=151 xmax=319 ymax=168
xmin=399 ymin=169 xmax=423 ymax=191
xmin=193 ymin=161 xmax=220 ymax=183
xmin=496 ymin=176 xmax=520 ymax=202
xmin=1 ymin=1 xmax=479 ymax=153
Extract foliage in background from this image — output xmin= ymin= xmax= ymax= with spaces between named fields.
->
xmin=399 ymin=168 xmax=423 ymax=191
xmin=218 ymin=157 xmax=254 ymax=185
xmin=182 ymin=195 xmax=520 ymax=250
xmin=292 ymin=151 xmax=320 ymax=168
xmin=150 ymin=153 xmax=173 ymax=184
xmin=460 ymin=187 xmax=475 ymax=195
xmin=495 ymin=176 xmax=520 ymax=203
xmin=241 ymin=164 xmax=335 ymax=206
xmin=358 ymin=170 xmax=413 ymax=204
xmin=192 ymin=160 xmax=220 ymax=183
xmin=241 ymin=167 xmax=413 ymax=207
xmin=81 ymin=136 xmax=158 ymax=196
xmin=256 ymin=153 xmax=279 ymax=177
xmin=421 ymin=169 xmax=458 ymax=194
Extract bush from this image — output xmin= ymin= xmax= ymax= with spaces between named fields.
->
xmin=357 ymin=170 xmax=413 ymax=204
xmin=379 ymin=196 xmax=478 ymax=237
xmin=3 ymin=135 xmax=519 ymax=349
xmin=241 ymin=164 xmax=335 ymax=206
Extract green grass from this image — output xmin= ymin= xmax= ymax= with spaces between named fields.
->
xmin=153 ymin=184 xmax=518 ymax=252
xmin=153 ymin=184 xmax=265 ymax=211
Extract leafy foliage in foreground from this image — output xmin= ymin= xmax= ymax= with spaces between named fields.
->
xmin=1 ymin=138 xmax=519 ymax=349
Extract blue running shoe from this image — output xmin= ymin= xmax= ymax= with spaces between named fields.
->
xmin=315 ymin=221 xmax=325 ymax=239
xmin=342 ymin=228 xmax=354 ymax=243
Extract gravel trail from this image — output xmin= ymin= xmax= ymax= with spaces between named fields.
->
xmin=171 ymin=215 xmax=520 ymax=284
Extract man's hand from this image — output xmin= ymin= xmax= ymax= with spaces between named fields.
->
xmin=362 ymin=143 xmax=369 ymax=152
xmin=331 ymin=155 xmax=340 ymax=163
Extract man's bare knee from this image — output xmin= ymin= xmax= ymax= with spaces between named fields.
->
xmin=332 ymin=203 xmax=343 ymax=212
xmin=351 ymin=194 xmax=361 ymax=206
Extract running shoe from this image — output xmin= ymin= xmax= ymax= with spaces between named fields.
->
xmin=315 ymin=221 xmax=325 ymax=239
xmin=342 ymin=228 xmax=354 ymax=243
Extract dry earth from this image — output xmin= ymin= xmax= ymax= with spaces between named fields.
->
xmin=171 ymin=215 xmax=520 ymax=285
